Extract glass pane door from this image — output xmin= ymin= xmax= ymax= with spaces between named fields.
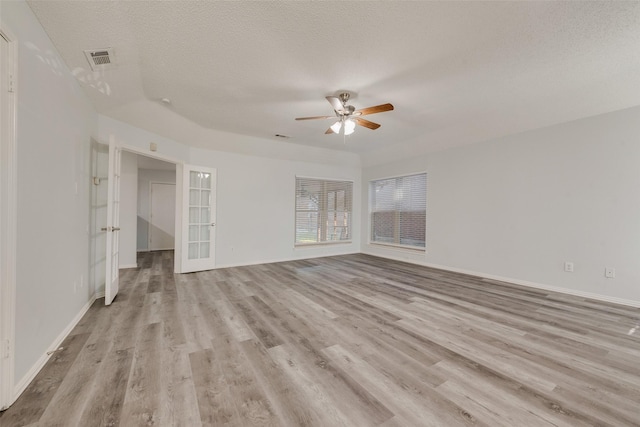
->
xmin=188 ymin=170 xmax=212 ymax=259
xmin=182 ymin=165 xmax=216 ymax=273
xmin=105 ymin=137 xmax=121 ymax=305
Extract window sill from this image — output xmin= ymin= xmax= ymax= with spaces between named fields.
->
xmin=295 ymin=240 xmax=353 ymax=248
xmin=368 ymin=242 xmax=426 ymax=252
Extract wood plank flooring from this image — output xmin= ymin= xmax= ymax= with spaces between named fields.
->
xmin=2 ymin=251 xmax=639 ymax=426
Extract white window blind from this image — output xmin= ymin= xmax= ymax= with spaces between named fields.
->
xmin=295 ymin=177 xmax=353 ymax=245
xmin=370 ymin=173 xmax=426 ymax=249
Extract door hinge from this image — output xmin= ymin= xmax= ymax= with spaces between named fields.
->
xmin=8 ymin=74 xmax=14 ymax=93
xmin=2 ymin=340 xmax=9 ymax=359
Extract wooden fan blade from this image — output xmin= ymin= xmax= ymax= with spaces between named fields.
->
xmin=354 ymin=103 xmax=394 ymax=116
xmin=326 ymin=96 xmax=345 ymax=113
xmin=295 ymin=115 xmax=334 ymax=121
xmin=325 ymin=127 xmax=335 ymax=134
xmin=353 ymin=117 xmax=381 ymax=130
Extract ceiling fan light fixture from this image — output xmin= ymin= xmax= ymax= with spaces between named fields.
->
xmin=344 ymin=119 xmax=356 ymax=135
xmin=295 ymin=92 xmax=393 ymax=137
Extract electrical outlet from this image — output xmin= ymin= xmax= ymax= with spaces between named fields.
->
xmin=605 ymin=268 xmax=615 ymax=279
xmin=564 ymin=262 xmax=574 ymax=272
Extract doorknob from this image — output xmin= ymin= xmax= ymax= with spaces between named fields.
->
xmin=210 ymin=223 xmax=216 ymax=227
xmin=113 ymin=227 xmax=121 ymax=231
xmin=101 ymin=226 xmax=111 ymax=232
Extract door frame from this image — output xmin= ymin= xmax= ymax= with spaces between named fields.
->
xmin=148 ymin=181 xmax=176 ymax=251
xmin=0 ymin=24 xmax=18 ymax=410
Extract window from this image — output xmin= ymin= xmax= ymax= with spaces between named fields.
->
xmin=370 ymin=173 xmax=426 ymax=249
xmin=295 ymin=177 xmax=353 ymax=245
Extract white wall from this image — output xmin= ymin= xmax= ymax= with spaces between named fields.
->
xmin=98 ymin=115 xmax=192 ymax=163
xmin=4 ymin=0 xmax=98 ymax=386
xmin=137 ymin=168 xmax=176 ymax=251
xmin=105 ymin=98 xmax=363 ymax=167
xmin=362 ymin=106 xmax=640 ymax=305
xmin=98 ymin=116 xmax=362 ymax=268
xmin=119 ymin=152 xmax=138 ymax=267
xmin=189 ymin=148 xmax=361 ymax=268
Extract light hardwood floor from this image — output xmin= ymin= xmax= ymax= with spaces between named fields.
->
xmin=1 ymin=251 xmax=639 ymax=426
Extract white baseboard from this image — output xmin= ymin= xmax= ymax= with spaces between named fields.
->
xmin=119 ymin=264 xmax=138 ymax=269
xmin=12 ymin=293 xmax=99 ymax=403
xmin=214 ymin=251 xmax=360 ymax=270
xmin=478 ymin=272 xmax=640 ymax=308
xmin=361 ymin=251 xmax=640 ymax=308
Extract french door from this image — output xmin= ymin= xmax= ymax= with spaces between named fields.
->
xmin=181 ymin=165 xmax=216 ymax=273
xmin=104 ymin=137 xmax=121 ymax=305
xmin=0 ymin=27 xmax=16 ymax=411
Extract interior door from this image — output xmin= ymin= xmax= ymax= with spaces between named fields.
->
xmin=104 ymin=137 xmax=121 ymax=305
xmin=150 ymin=183 xmax=176 ymax=250
xmin=181 ymin=165 xmax=216 ymax=273
xmin=0 ymin=29 xmax=15 ymax=411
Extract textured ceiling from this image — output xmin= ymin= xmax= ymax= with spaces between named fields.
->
xmin=27 ymin=1 xmax=640 ymax=158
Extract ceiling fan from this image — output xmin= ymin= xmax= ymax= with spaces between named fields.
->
xmin=295 ymin=92 xmax=394 ymax=135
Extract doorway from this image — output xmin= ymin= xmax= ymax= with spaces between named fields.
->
xmin=95 ymin=144 xmax=181 ymax=304
xmin=119 ymin=152 xmax=177 ymax=268
xmin=100 ymin=141 xmax=217 ymax=304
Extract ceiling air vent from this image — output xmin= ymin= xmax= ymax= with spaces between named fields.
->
xmin=83 ymin=48 xmax=116 ymax=71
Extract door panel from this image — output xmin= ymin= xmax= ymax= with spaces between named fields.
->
xmin=105 ymin=137 xmax=121 ymax=305
xmin=181 ymin=165 xmax=216 ymax=273
xmin=0 ymin=29 xmax=16 ymax=411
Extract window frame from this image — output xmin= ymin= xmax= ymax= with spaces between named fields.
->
xmin=369 ymin=172 xmax=427 ymax=251
xmin=295 ymin=176 xmax=353 ymax=247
